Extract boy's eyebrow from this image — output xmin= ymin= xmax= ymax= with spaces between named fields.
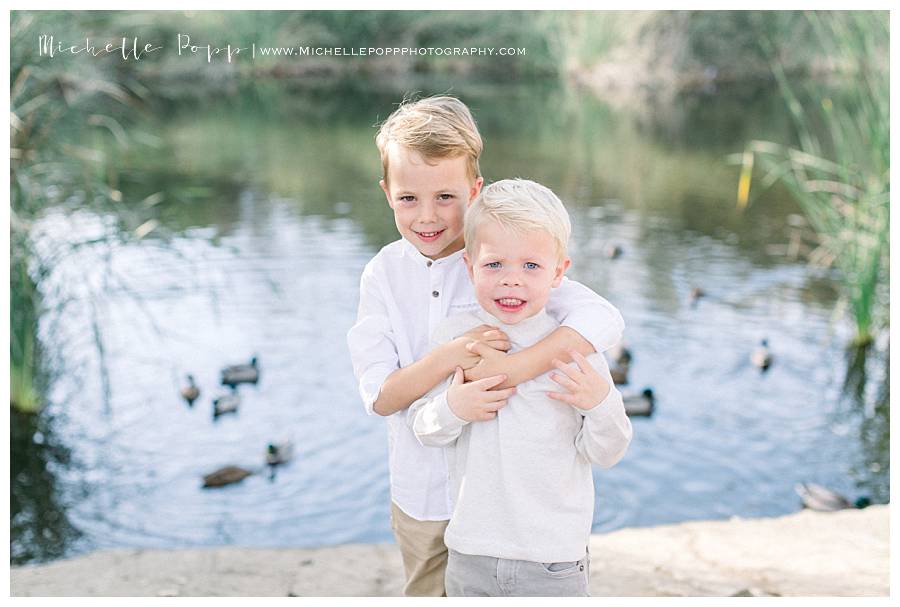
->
xmin=392 ymin=186 xmax=463 ymax=195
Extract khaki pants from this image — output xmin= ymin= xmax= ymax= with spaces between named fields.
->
xmin=390 ymin=501 xmax=449 ymax=597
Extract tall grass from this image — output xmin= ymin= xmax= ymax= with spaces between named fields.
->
xmin=736 ymin=11 xmax=888 ymax=347
xmin=10 ymin=12 xmax=148 ymax=412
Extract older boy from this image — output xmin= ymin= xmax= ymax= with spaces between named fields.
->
xmin=347 ymin=97 xmax=624 ymax=596
xmin=408 ymin=179 xmax=633 ymax=597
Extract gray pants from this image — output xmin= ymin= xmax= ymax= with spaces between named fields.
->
xmin=445 ymin=548 xmax=590 ymax=597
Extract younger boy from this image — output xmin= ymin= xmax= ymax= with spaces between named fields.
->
xmin=408 ymin=179 xmax=633 ymax=597
xmin=347 ymin=97 xmax=625 ymax=596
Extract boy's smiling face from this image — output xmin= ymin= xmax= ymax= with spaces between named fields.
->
xmin=464 ymin=219 xmax=571 ymax=325
xmin=380 ymin=144 xmax=483 ymax=260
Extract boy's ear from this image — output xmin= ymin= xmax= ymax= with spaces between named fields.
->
xmin=379 ymin=179 xmax=394 ymax=209
xmin=463 ymin=251 xmax=475 ymax=281
xmin=467 ymin=177 xmax=484 ymax=206
xmin=551 ymin=257 xmax=571 ymax=288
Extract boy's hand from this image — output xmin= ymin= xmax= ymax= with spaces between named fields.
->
xmin=447 ymin=367 xmax=515 ymax=422
xmin=547 ymin=350 xmax=610 ymax=411
xmin=463 ymin=341 xmax=513 ymax=385
xmin=462 ymin=324 xmax=510 ymax=352
xmin=444 ymin=325 xmax=510 ymax=370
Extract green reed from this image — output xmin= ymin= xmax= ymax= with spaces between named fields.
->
xmin=736 ymin=11 xmax=888 ymax=347
xmin=10 ymin=12 xmax=147 ymax=412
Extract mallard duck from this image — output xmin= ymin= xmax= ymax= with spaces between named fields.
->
xmin=623 ymin=388 xmax=654 ymax=417
xmin=180 ymin=374 xmax=200 ymax=405
xmin=610 ymin=365 xmax=629 ymax=385
xmin=794 ymin=482 xmax=871 ymax=511
xmin=609 ymin=343 xmax=632 ymax=368
xmin=212 ymin=391 xmax=240 ymax=418
xmin=266 ymin=441 xmax=294 ymax=466
xmin=202 ymin=465 xmax=253 ymax=488
xmin=605 ymin=244 xmax=623 ymax=259
xmin=221 ymin=356 xmax=259 ymax=386
xmin=689 ymin=287 xmax=706 ymax=303
xmin=751 ymin=339 xmax=773 ymax=371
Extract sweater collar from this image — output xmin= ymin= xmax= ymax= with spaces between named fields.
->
xmin=472 ymin=307 xmax=554 ymax=344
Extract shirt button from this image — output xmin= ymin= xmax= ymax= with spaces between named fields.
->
xmin=427 ymin=260 xmax=433 ymax=267
xmin=432 ymin=290 xmax=439 ymax=298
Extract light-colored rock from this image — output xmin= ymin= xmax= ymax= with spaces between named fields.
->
xmin=586 ymin=505 xmax=888 ymax=597
xmin=11 ymin=505 xmax=888 ymax=597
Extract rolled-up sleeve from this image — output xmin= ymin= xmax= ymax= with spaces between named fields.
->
xmin=347 ymin=263 xmax=399 ymax=416
xmin=546 ymin=278 xmax=625 ymax=353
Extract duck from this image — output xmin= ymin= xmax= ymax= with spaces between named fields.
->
xmin=609 ymin=342 xmax=633 ymax=368
xmin=605 ymin=244 xmax=623 ymax=259
xmin=212 ymin=391 xmax=240 ymax=418
xmin=689 ymin=287 xmax=706 ymax=304
xmin=202 ymin=465 xmax=254 ymax=488
xmin=751 ymin=339 xmax=773 ymax=371
xmin=610 ymin=365 xmax=629 ymax=385
xmin=623 ymin=388 xmax=654 ymax=417
xmin=794 ymin=482 xmax=871 ymax=512
xmin=266 ymin=440 xmax=294 ymax=466
xmin=180 ymin=374 xmax=200 ymax=405
xmin=221 ymin=356 xmax=259 ymax=387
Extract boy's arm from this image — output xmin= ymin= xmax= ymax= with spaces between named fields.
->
xmin=374 ymin=321 xmax=510 ymax=417
xmin=465 ymin=278 xmax=624 ymax=389
xmin=347 ymin=263 xmax=402 ymax=417
xmin=348 ymin=270 xmax=451 ymax=417
xmin=373 ymin=348 xmax=461 ymax=417
xmin=348 ymin=267 xmax=510 ymax=417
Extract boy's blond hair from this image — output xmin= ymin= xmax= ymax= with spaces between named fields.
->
xmin=375 ymin=95 xmax=483 ymax=184
xmin=465 ymin=178 xmax=571 ymax=262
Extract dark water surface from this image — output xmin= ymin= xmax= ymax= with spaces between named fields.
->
xmin=11 ymin=80 xmax=888 ymax=564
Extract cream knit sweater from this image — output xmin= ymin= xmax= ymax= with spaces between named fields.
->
xmin=408 ymin=308 xmax=633 ymax=563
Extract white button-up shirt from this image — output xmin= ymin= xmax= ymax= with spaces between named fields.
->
xmin=347 ymin=238 xmax=624 ymax=521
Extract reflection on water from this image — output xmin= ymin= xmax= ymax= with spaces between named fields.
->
xmin=11 ymin=409 xmax=82 ymax=563
xmin=12 ymin=80 xmax=888 ymax=564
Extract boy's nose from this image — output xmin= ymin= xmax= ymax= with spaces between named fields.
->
xmin=417 ymin=201 xmax=438 ymax=222
xmin=501 ymin=272 xmax=522 ymax=286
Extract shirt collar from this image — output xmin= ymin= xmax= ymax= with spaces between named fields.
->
xmin=400 ymin=238 xmax=466 ymax=267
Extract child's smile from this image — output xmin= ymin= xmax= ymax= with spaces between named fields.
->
xmin=413 ymin=228 xmax=446 ymax=243
xmin=494 ymin=297 xmax=527 ymax=313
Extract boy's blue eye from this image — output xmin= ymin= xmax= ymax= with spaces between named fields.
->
xmin=524 ymin=262 xmax=540 ymax=270
xmin=485 ymin=261 xmax=501 ymax=269
xmin=398 ymin=196 xmax=416 ymax=203
xmin=438 ymin=193 xmax=454 ymax=200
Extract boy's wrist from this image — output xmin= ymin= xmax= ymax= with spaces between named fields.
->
xmin=501 ymin=351 xmax=527 ymax=386
xmin=445 ymin=387 xmax=471 ymax=423
xmin=505 ymin=349 xmax=539 ymax=387
xmin=429 ymin=341 xmax=458 ymax=377
xmin=581 ymin=388 xmax=616 ymax=417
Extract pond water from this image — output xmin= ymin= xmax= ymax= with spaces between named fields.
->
xmin=11 ymin=79 xmax=889 ymax=565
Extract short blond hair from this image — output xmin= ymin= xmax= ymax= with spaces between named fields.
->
xmin=375 ymin=95 xmax=483 ymax=184
xmin=465 ymin=179 xmax=571 ymax=262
